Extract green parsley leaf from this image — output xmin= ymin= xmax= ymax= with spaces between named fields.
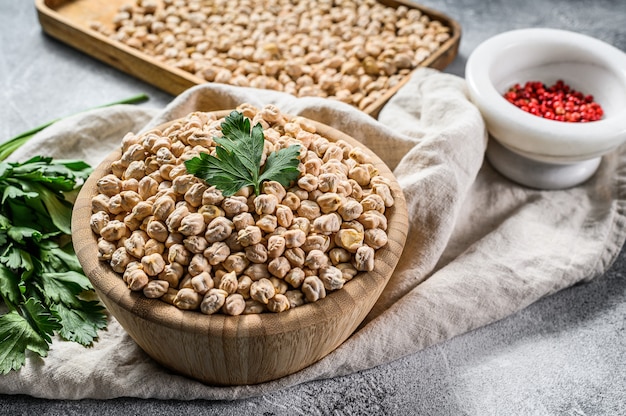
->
xmin=52 ymin=301 xmax=107 ymax=346
xmin=0 ymin=264 xmax=21 ymax=306
xmin=0 ymin=245 xmax=34 ymax=273
xmin=259 ymin=144 xmax=302 ymax=188
xmin=38 ymin=240 xmax=83 ymax=273
xmin=0 ymin=299 xmax=61 ymax=374
xmin=7 ymin=226 xmax=43 ymax=244
xmin=185 ymin=110 xmax=301 ymax=196
xmin=0 ymin=311 xmax=48 ymax=374
xmin=40 ymin=271 xmax=93 ymax=308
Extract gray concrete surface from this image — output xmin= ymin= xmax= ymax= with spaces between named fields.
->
xmin=1 ymin=0 xmax=625 ymax=414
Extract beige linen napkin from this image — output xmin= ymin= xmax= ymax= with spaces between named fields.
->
xmin=1 ymin=68 xmax=624 ymax=400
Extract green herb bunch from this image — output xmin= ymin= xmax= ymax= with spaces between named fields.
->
xmin=185 ymin=110 xmax=301 ymax=196
xmin=0 ymin=156 xmax=106 ymax=374
xmin=0 ymin=156 xmax=107 ymax=374
xmin=0 ymin=94 xmax=148 ymax=374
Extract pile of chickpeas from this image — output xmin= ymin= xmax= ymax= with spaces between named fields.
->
xmin=90 ymin=104 xmax=393 ymax=315
xmin=91 ymin=0 xmax=451 ymax=111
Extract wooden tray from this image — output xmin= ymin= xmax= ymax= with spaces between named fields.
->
xmin=36 ymin=0 xmax=461 ymax=118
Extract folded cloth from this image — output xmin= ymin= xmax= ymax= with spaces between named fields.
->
xmin=1 ymin=68 xmax=624 ymax=400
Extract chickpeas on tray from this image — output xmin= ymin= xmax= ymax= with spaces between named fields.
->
xmin=71 ymin=105 xmax=408 ymax=385
xmin=36 ymin=0 xmax=461 ymax=117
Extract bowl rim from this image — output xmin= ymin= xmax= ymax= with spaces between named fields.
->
xmin=72 ymin=110 xmax=409 ymax=338
xmin=465 ymin=28 xmax=626 ymax=160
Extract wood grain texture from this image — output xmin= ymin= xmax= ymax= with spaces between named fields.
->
xmin=35 ymin=0 xmax=461 ymax=118
xmin=72 ymin=111 xmax=409 ymax=385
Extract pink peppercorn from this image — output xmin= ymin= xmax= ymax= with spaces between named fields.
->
xmin=503 ymin=80 xmax=604 ymax=122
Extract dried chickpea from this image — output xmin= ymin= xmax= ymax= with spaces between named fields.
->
xmin=312 ymin=213 xmax=341 ymax=235
xmin=90 ymin=211 xmax=110 ymax=235
xmin=275 ymin=205 xmax=294 ymax=228
xmin=218 ymin=270 xmax=239 ymax=294
xmin=262 ymin=181 xmax=287 ymax=202
xmin=267 ymin=235 xmax=286 ymax=258
xmin=202 ymin=186 xmax=224 ymax=206
xmin=334 ymin=228 xmax=364 ymax=252
xmin=256 ymin=214 xmax=277 ymax=233
xmin=120 ymin=191 xmax=142 ymax=212
xmin=174 ymin=287 xmax=201 ymax=310
xmin=243 ymin=299 xmax=266 ymax=314
xmin=302 ymin=275 xmax=326 ymax=302
xmin=146 ymin=219 xmax=168 ymax=242
xmin=302 ymin=234 xmax=331 ymax=252
xmin=222 ymin=196 xmax=248 ymax=217
xmin=184 ymin=182 xmax=207 ymax=207
xmin=284 ymin=247 xmax=306 ymax=268
xmin=142 ymin=252 xmax=166 ymax=276
xmin=204 ymin=241 xmax=230 ymax=265
xmin=167 ymin=243 xmax=191 ymax=266
xmin=200 ymin=288 xmax=228 ymax=315
xmin=359 ymin=210 xmax=388 ymax=230
xmin=304 ymin=249 xmax=329 ymax=270
xmin=237 ymin=225 xmax=262 ymax=247
xmin=337 ymin=263 xmax=359 ymax=281
xmin=250 ymin=278 xmax=275 ymax=304
xmin=319 ymin=266 xmax=345 ymax=290
xmin=97 ymin=174 xmax=122 ymax=197
xmin=222 ymin=293 xmax=246 ymax=315
xmin=91 ymin=194 xmax=110 ymax=213
xmin=183 ymin=235 xmax=208 ymax=254
xmin=159 ymin=262 xmax=184 ymax=287
xmin=283 ymin=229 xmax=306 ymax=248
xmin=284 ymin=267 xmax=306 ymax=288
xmin=244 ymin=263 xmax=271 ymax=281
xmin=282 ymin=192 xmax=301 ymax=211
xmin=97 ymin=238 xmax=117 ymax=260
xmin=126 ymin=268 xmax=149 ymax=291
xmin=110 ymin=247 xmax=132 ymax=273
xmin=237 ymin=274 xmax=253 ymax=298
xmin=329 ymin=247 xmax=351 ymax=265
xmin=267 ymin=294 xmax=290 ymax=313
xmin=205 ymin=216 xmax=234 ymax=243
xmin=188 ymin=253 xmax=211 ymax=276
xmin=316 ymin=192 xmax=342 ymax=213
xmin=143 ymin=280 xmax=169 ymax=299
xmin=373 ymin=183 xmax=394 ymax=207
xmin=254 ymin=193 xmax=278 ymax=215
xmin=354 ymin=245 xmax=375 ymax=272
xmin=245 ymin=243 xmax=268 ymax=264
xmin=179 ymin=212 xmax=206 ymax=236
xmin=199 ymin=204 xmax=224 ymax=223
xmin=297 ymin=174 xmax=318 ymax=192
xmin=297 ymin=200 xmax=321 ymax=220
xmin=223 ymin=252 xmax=249 ymax=274
xmin=285 ymin=290 xmax=305 ymax=308
xmin=290 ymin=217 xmax=311 ymax=234
xmin=232 ymin=212 xmax=255 ymax=230
xmin=361 ymin=194 xmax=386 ymax=213
xmin=268 ymin=256 xmax=290 ymax=278
xmin=364 ymin=228 xmax=389 ymax=249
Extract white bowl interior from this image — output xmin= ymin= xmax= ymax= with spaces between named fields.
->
xmin=466 ymin=28 xmax=626 ymax=163
xmin=490 ymin=43 xmax=626 ymax=117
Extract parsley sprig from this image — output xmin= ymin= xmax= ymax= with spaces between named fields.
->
xmin=0 ymin=157 xmax=107 ymax=375
xmin=185 ymin=111 xmax=301 ymax=196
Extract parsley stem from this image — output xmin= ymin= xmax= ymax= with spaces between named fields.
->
xmin=0 ymin=93 xmax=149 ymax=161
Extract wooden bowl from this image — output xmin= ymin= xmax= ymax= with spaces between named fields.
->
xmin=72 ymin=111 xmax=408 ymax=385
